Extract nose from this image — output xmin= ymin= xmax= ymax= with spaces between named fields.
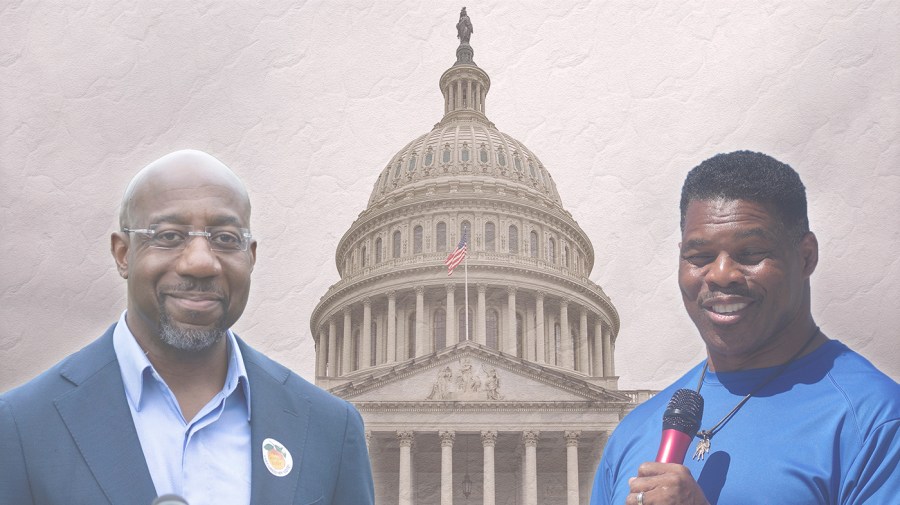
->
xmin=175 ymin=235 xmax=222 ymax=278
xmin=705 ymin=252 xmax=743 ymax=288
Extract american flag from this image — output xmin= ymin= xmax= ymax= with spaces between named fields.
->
xmin=444 ymin=233 xmax=468 ymax=276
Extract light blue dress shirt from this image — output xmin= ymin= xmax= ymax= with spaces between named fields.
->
xmin=113 ymin=312 xmax=252 ymax=505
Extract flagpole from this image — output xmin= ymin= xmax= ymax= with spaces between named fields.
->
xmin=464 ymin=247 xmax=469 ymax=341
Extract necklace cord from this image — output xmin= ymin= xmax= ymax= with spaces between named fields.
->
xmin=695 ymin=327 xmax=821 ymax=440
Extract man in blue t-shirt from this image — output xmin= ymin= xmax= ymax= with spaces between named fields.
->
xmin=590 ymin=151 xmax=899 ymax=505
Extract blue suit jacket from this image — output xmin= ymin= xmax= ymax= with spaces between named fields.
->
xmin=0 ymin=324 xmax=374 ymax=505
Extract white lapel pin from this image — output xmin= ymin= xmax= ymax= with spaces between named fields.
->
xmin=262 ymin=438 xmax=293 ymax=477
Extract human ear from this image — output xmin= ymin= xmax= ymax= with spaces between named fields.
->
xmin=799 ymin=231 xmax=818 ymax=278
xmin=111 ymin=232 xmax=130 ymax=279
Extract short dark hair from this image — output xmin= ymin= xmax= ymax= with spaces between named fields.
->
xmin=680 ymin=150 xmax=809 ymax=239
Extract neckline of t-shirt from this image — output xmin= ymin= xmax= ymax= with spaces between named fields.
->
xmin=699 ymin=339 xmax=842 ymax=388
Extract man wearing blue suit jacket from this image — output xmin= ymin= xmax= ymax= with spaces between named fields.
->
xmin=0 ymin=150 xmax=375 ymax=505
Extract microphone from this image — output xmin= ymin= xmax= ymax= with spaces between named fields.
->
xmin=655 ymin=388 xmax=704 ymax=464
xmin=151 ymin=495 xmax=189 ymax=505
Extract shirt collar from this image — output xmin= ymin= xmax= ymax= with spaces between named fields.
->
xmin=112 ymin=311 xmax=252 ymax=420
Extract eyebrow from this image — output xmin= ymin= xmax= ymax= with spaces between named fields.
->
xmin=682 ymin=227 xmax=774 ymax=250
xmin=150 ymin=213 xmax=244 ymax=227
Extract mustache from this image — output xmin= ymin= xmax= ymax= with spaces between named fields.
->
xmin=699 ymin=287 xmax=753 ymax=302
xmin=161 ymin=281 xmax=225 ymax=298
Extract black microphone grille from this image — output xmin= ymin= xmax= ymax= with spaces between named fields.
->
xmin=662 ymin=388 xmax=704 ymax=436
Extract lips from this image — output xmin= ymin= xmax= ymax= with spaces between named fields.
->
xmin=164 ymin=291 xmax=225 ymax=315
xmin=700 ymin=295 xmax=754 ymax=325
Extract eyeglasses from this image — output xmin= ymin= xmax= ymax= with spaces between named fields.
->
xmin=123 ymin=224 xmax=253 ymax=252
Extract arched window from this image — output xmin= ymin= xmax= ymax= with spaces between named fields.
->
xmin=528 ymin=159 xmax=537 ymax=178
xmin=361 ymin=246 xmax=367 ymax=267
xmin=514 ymin=155 xmax=522 ymax=172
xmin=508 ymin=225 xmax=519 ymax=254
xmin=530 ymin=231 xmax=538 ymax=258
xmin=564 ymin=245 xmax=570 ymax=268
xmin=408 ymin=311 xmax=416 ymax=359
xmin=458 ymin=307 xmax=474 ymax=341
xmin=375 ymin=237 xmax=383 ymax=264
xmin=460 ymin=143 xmax=470 ymax=162
xmin=442 ymin=145 xmax=452 ymax=163
xmin=484 ymin=222 xmax=495 ymax=252
xmin=424 ymin=148 xmax=434 ymax=167
xmin=497 ymin=149 xmax=507 ymax=166
xmin=392 ymin=231 xmax=401 ymax=258
xmin=548 ymin=237 xmax=556 ymax=263
xmin=413 ymin=225 xmax=423 ymax=254
xmin=479 ymin=145 xmax=489 ymax=163
xmin=516 ymin=312 xmax=524 ymax=358
xmin=436 ymin=222 xmax=447 ymax=251
xmin=460 ymin=220 xmax=471 ymax=244
xmin=394 ymin=160 xmax=402 ymax=178
xmin=433 ymin=309 xmax=446 ymax=351
xmin=486 ymin=309 xmax=499 ymax=350
xmin=407 ymin=153 xmax=417 ymax=172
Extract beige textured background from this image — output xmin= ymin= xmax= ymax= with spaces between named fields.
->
xmin=2 ymin=1 xmax=898 ymax=392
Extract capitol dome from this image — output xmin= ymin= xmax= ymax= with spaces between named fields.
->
xmin=309 ymin=12 xmax=634 ymax=504
xmin=312 ymin=26 xmax=620 ymax=384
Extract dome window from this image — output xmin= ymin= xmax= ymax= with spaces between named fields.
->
xmin=484 ymin=222 xmax=496 ymax=251
xmin=514 ymin=155 xmax=522 ymax=172
xmin=392 ymin=231 xmax=402 ymax=258
xmin=442 ymin=145 xmax=452 ymax=163
xmin=413 ymin=225 xmax=423 ymax=253
xmin=497 ymin=148 xmax=507 ymax=166
xmin=436 ymin=222 xmax=447 ymax=251
xmin=375 ymin=238 xmax=383 ymax=263
xmin=460 ymin=143 xmax=470 ymax=162
xmin=528 ymin=159 xmax=537 ymax=178
xmin=509 ymin=225 xmax=519 ymax=254
xmin=479 ymin=144 xmax=489 ymax=163
xmin=424 ymin=148 xmax=434 ymax=167
xmin=530 ymin=231 xmax=539 ymax=258
xmin=407 ymin=153 xmax=417 ymax=172
xmin=394 ymin=159 xmax=403 ymax=178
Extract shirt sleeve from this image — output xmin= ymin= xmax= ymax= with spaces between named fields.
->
xmin=840 ymin=419 xmax=900 ymax=504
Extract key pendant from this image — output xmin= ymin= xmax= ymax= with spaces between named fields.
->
xmin=693 ymin=434 xmax=711 ymax=461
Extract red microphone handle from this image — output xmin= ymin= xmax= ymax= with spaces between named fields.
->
xmin=656 ymin=428 xmax=693 ymax=464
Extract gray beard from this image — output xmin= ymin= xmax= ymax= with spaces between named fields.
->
xmin=158 ymin=307 xmax=227 ymax=352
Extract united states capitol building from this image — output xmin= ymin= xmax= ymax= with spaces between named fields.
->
xmin=311 ymin=10 xmax=649 ymax=504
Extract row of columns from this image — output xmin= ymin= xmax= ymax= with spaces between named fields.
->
xmin=390 ymin=430 xmax=581 ymax=505
xmin=316 ymin=285 xmax=615 ymax=378
xmin=446 ymin=77 xmax=486 ymax=114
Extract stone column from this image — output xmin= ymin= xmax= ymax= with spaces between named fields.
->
xmin=316 ymin=328 xmax=327 ymax=377
xmin=476 ymin=283 xmax=487 ymax=345
xmin=387 ymin=291 xmax=397 ymax=363
xmin=445 ymin=284 xmax=457 ymax=346
xmin=602 ymin=323 xmax=614 ymax=376
xmin=506 ymin=286 xmax=517 ymax=355
xmin=522 ymin=430 xmax=539 ymax=505
xmin=361 ymin=298 xmax=372 ymax=369
xmin=525 ymin=303 xmax=535 ymax=361
xmin=415 ymin=286 xmax=426 ymax=357
xmin=456 ymin=80 xmax=462 ymax=110
xmin=559 ymin=299 xmax=571 ymax=369
xmin=535 ymin=292 xmax=545 ymax=363
xmin=398 ymin=431 xmax=414 ymax=505
xmin=482 ymin=430 xmax=498 ymax=505
xmin=440 ymin=430 xmax=455 ymax=505
xmin=327 ymin=319 xmax=337 ymax=377
xmin=342 ymin=307 xmax=353 ymax=374
xmin=593 ymin=319 xmax=604 ymax=377
xmin=565 ymin=431 xmax=581 ymax=505
xmin=578 ymin=309 xmax=589 ymax=373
